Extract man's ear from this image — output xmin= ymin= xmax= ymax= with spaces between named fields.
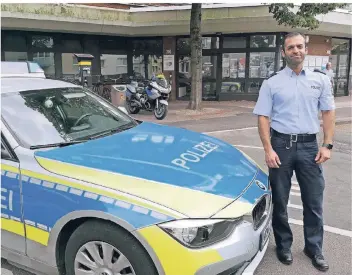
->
xmin=281 ymin=48 xmax=285 ymax=59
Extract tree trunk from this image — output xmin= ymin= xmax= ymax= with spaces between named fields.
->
xmin=188 ymin=3 xmax=202 ymax=110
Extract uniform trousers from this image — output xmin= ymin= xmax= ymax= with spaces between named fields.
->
xmin=269 ymin=131 xmax=325 ymax=255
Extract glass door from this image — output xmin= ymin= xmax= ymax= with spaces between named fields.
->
xmin=330 ymin=38 xmax=350 ymax=96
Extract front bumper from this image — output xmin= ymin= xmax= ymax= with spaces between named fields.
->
xmin=138 ymin=196 xmax=272 ymax=275
xmin=195 ymin=199 xmax=273 ymax=275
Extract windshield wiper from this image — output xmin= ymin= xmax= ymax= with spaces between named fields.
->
xmin=30 ymin=140 xmax=87 ymax=150
xmin=88 ymin=122 xmax=136 ymax=140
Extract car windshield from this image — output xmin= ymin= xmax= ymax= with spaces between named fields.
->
xmin=1 ymin=86 xmax=138 ymax=148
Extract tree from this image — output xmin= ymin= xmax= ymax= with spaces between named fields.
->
xmin=188 ymin=3 xmax=202 ymax=110
xmin=188 ymin=3 xmax=347 ymax=110
xmin=269 ymin=3 xmax=347 ymax=30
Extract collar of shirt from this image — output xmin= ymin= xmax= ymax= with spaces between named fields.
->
xmin=283 ymin=65 xmax=308 ymax=77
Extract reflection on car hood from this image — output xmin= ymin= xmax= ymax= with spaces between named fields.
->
xmin=35 ymin=122 xmax=265 ymax=218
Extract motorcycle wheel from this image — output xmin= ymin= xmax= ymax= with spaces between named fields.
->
xmin=154 ymin=103 xmax=168 ymax=120
xmin=125 ymin=99 xmax=140 ymax=114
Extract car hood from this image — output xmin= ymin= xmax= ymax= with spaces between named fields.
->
xmin=35 ymin=122 xmax=263 ymax=218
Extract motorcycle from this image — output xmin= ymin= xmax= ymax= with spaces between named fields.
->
xmin=125 ymin=74 xmax=171 ymax=120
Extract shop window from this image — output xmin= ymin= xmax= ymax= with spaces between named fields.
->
xmin=250 ymin=35 xmax=276 ymax=48
xmin=338 ymin=54 xmax=348 ymax=77
xmin=336 ymin=54 xmax=349 ymax=95
xmin=132 ymin=39 xmax=162 ymax=53
xmin=248 ymin=80 xmax=264 ymax=93
xmin=202 ymin=37 xmax=219 ymax=49
xmin=249 ymin=52 xmax=275 ymax=78
xmin=222 ymin=53 xmax=246 ymax=79
xmin=223 ymin=37 xmax=246 ymax=48
xmin=202 ymin=82 xmax=217 ymax=99
xmin=133 ymin=55 xmax=146 ymax=79
xmin=99 ymin=37 xmax=128 ymax=51
xmin=330 ymin=38 xmax=350 ymax=95
xmin=177 ymin=38 xmax=191 ymax=53
xmin=132 ymin=54 xmax=162 ymax=80
xmin=178 ymin=55 xmax=191 ymax=98
xmin=33 ymin=52 xmax=55 ymax=77
xmin=3 ymin=33 xmax=27 ymax=51
xmin=203 ymin=56 xmax=217 ymax=80
xmin=61 ymin=37 xmax=82 ymax=53
xmin=149 ymin=55 xmax=163 ymax=78
xmin=32 ymin=35 xmax=54 ymax=48
xmin=101 ymin=54 xmax=128 ymax=77
xmin=221 ymin=81 xmax=245 ymax=93
xmin=4 ymin=52 xmax=28 ymax=61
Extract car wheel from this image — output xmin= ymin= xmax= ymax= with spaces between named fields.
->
xmin=64 ymin=220 xmax=158 ymax=275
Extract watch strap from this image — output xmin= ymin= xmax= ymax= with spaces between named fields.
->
xmin=322 ymin=143 xmax=333 ymax=149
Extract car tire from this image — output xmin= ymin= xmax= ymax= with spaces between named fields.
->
xmin=64 ymin=220 xmax=158 ymax=275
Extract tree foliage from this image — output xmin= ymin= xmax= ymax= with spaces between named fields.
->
xmin=269 ymin=3 xmax=347 ymax=30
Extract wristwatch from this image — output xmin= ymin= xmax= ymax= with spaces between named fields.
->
xmin=322 ymin=143 xmax=333 ymax=150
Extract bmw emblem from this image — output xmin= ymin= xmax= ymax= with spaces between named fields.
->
xmin=255 ymin=180 xmax=267 ymax=191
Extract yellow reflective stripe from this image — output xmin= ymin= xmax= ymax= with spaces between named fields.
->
xmin=21 ymin=166 xmax=182 ymax=219
xmin=1 ymin=219 xmax=49 ymax=246
xmin=26 ymin=225 xmax=49 ymax=246
xmin=1 ymin=218 xmax=25 ymax=236
xmin=236 ymin=147 xmax=267 ymax=174
xmin=78 ymin=61 xmax=91 ymax=66
xmin=138 ymin=226 xmax=223 ymax=275
xmin=1 ymin=163 xmax=19 ymax=173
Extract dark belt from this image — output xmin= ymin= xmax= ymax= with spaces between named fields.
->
xmin=271 ymin=128 xmax=316 ymax=143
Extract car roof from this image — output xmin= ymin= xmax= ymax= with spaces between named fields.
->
xmin=1 ymin=77 xmax=80 ymax=95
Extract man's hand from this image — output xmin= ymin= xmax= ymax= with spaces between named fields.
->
xmin=315 ymin=147 xmax=331 ymax=164
xmin=265 ymin=149 xmax=281 ymax=168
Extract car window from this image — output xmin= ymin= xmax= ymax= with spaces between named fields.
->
xmin=1 ymin=87 xmax=137 ymax=148
xmin=1 ymin=134 xmax=16 ymax=161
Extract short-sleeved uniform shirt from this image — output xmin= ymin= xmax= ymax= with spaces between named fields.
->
xmin=253 ymin=66 xmax=335 ymax=134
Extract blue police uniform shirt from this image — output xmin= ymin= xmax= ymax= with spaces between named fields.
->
xmin=253 ymin=66 xmax=335 ymax=134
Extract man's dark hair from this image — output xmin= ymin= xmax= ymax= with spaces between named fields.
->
xmin=282 ymin=32 xmax=306 ymax=51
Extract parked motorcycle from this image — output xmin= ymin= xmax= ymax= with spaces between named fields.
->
xmin=125 ymin=74 xmax=171 ymax=120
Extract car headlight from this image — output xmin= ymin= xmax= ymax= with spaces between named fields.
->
xmin=158 ymin=218 xmax=241 ymax=248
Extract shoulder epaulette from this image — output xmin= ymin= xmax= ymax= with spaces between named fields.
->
xmin=313 ymin=69 xmax=326 ymax=75
xmin=267 ymin=72 xmax=278 ymax=79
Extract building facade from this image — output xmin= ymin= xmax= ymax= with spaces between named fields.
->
xmin=1 ymin=3 xmax=351 ymax=101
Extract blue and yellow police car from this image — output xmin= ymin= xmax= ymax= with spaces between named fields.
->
xmin=1 ymin=62 xmax=272 ymax=275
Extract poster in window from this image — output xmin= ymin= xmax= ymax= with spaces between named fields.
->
xmin=163 ymin=55 xmax=174 ymax=71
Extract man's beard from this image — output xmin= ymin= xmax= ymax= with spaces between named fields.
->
xmin=284 ymin=54 xmax=305 ymax=67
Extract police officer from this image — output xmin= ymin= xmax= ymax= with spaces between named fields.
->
xmin=253 ymin=32 xmax=335 ymax=272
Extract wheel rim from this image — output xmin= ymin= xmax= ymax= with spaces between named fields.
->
xmin=155 ymin=105 xmax=165 ymax=117
xmin=74 ymin=241 xmax=136 ymax=275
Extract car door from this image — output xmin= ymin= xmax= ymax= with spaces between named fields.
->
xmin=1 ymin=131 xmax=26 ymax=254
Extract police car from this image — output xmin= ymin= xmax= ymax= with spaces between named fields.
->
xmin=1 ymin=61 xmax=272 ymax=275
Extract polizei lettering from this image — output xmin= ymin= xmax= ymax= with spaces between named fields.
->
xmin=171 ymin=141 xmax=219 ymax=170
